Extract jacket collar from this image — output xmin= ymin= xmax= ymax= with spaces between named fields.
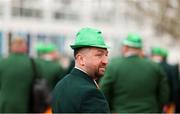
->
xmin=124 ymin=54 xmax=139 ymax=58
xmin=9 ymin=53 xmax=27 ymax=57
xmin=70 ymin=68 xmax=97 ymax=87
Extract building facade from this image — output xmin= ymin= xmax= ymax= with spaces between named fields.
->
xmin=0 ymin=0 xmax=179 ymax=64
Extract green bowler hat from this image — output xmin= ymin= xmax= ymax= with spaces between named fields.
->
xmin=35 ymin=43 xmax=47 ymax=53
xmin=123 ymin=33 xmax=142 ymax=48
xmin=46 ymin=44 xmax=57 ymax=53
xmin=70 ymin=27 xmax=109 ymax=49
xmin=161 ymin=48 xmax=168 ymax=57
xmin=151 ymin=47 xmax=168 ymax=57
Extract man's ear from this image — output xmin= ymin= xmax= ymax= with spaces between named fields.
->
xmin=76 ymin=54 xmax=85 ymax=66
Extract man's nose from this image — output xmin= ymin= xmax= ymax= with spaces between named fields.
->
xmin=102 ymin=55 xmax=108 ymax=64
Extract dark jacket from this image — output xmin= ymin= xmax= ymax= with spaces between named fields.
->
xmin=159 ymin=61 xmax=179 ymax=102
xmin=35 ymin=58 xmax=64 ymax=90
xmin=0 ymin=53 xmax=33 ymax=113
xmin=52 ymin=68 xmax=110 ymax=113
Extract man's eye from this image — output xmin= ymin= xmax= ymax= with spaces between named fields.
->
xmin=105 ymin=53 xmax=108 ymax=56
xmin=96 ymin=54 xmax=102 ymax=57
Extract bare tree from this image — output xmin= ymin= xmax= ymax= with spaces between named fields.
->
xmin=130 ymin=0 xmax=180 ymax=38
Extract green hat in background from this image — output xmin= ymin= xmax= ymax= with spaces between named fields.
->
xmin=70 ymin=27 xmax=109 ymax=49
xmin=35 ymin=43 xmax=47 ymax=53
xmin=36 ymin=43 xmax=57 ymax=54
xmin=123 ymin=33 xmax=142 ymax=48
xmin=151 ymin=47 xmax=168 ymax=57
xmin=161 ymin=48 xmax=168 ymax=57
xmin=46 ymin=44 xmax=57 ymax=53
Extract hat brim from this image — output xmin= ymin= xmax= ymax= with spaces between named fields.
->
xmin=123 ymin=40 xmax=142 ymax=48
xmin=70 ymin=44 xmax=110 ymax=49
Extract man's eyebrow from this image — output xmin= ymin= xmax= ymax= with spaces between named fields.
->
xmin=96 ymin=49 xmax=108 ymax=53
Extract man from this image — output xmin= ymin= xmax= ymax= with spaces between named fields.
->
xmin=151 ymin=47 xmax=179 ymax=113
xmin=175 ymin=64 xmax=180 ymax=113
xmin=34 ymin=43 xmax=64 ymax=113
xmin=35 ymin=43 xmax=64 ymax=89
xmin=99 ymin=33 xmax=169 ymax=113
xmin=0 ymin=38 xmax=33 ymax=112
xmin=151 ymin=47 xmax=179 ymax=103
xmin=52 ymin=27 xmax=110 ymax=113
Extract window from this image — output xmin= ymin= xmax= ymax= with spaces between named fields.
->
xmin=0 ymin=1 xmax=4 ymax=16
xmin=11 ymin=0 xmax=43 ymax=18
xmin=53 ymin=0 xmax=80 ymax=21
xmin=92 ymin=0 xmax=116 ymax=23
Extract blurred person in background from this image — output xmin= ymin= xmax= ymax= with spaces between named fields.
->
xmin=175 ymin=64 xmax=180 ymax=113
xmin=151 ymin=47 xmax=179 ymax=113
xmin=52 ymin=27 xmax=110 ymax=113
xmin=35 ymin=43 xmax=65 ymax=91
xmin=0 ymin=37 xmax=34 ymax=113
xmin=63 ymin=58 xmax=75 ymax=76
xmin=99 ymin=33 xmax=169 ymax=113
xmin=34 ymin=43 xmax=65 ymax=113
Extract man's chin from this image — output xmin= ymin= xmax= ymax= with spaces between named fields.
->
xmin=99 ymin=67 xmax=106 ymax=72
xmin=94 ymin=73 xmax=104 ymax=80
xmin=98 ymin=71 xmax=105 ymax=77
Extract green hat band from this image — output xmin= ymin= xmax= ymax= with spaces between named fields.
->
xmin=123 ymin=40 xmax=142 ymax=48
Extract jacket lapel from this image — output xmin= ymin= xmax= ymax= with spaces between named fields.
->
xmin=70 ymin=68 xmax=99 ymax=89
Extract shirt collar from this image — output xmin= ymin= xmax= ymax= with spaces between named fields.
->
xmin=74 ymin=66 xmax=99 ymax=89
xmin=74 ymin=66 xmax=88 ymax=75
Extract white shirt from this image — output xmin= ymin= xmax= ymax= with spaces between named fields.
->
xmin=74 ymin=66 xmax=99 ymax=89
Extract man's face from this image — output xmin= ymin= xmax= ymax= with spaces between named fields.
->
xmin=11 ymin=41 xmax=27 ymax=53
xmin=151 ymin=55 xmax=163 ymax=63
xmin=83 ymin=47 xmax=108 ymax=79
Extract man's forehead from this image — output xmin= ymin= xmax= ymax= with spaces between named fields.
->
xmin=90 ymin=47 xmax=108 ymax=52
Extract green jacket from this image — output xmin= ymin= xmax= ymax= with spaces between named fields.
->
xmin=99 ymin=55 xmax=169 ymax=113
xmin=35 ymin=58 xmax=64 ymax=90
xmin=52 ymin=68 xmax=110 ymax=113
xmin=0 ymin=53 xmax=33 ymax=113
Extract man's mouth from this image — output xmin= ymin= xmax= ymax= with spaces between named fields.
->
xmin=99 ymin=67 xmax=106 ymax=72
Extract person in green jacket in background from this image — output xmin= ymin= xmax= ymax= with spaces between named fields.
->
xmin=52 ymin=27 xmax=110 ymax=113
xmin=33 ymin=43 xmax=65 ymax=113
xmin=0 ymin=37 xmax=34 ymax=113
xmin=151 ymin=47 xmax=179 ymax=112
xmin=99 ymin=33 xmax=169 ymax=113
xmin=35 ymin=43 xmax=64 ymax=90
